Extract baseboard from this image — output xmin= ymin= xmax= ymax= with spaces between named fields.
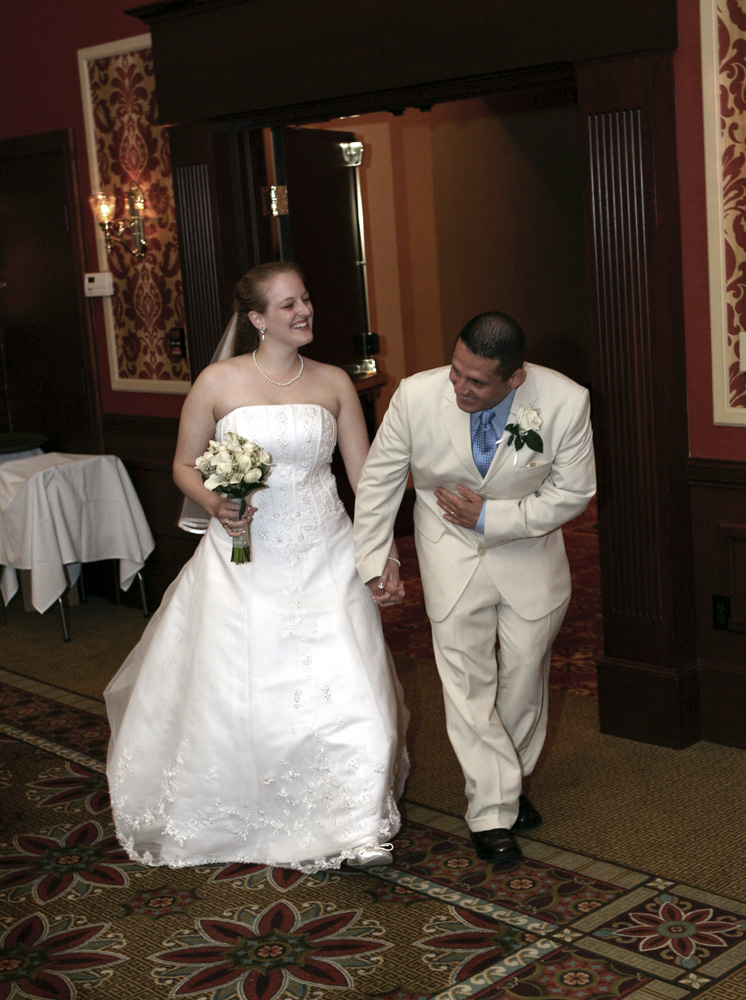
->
xmin=597 ymin=655 xmax=701 ymax=748
xmin=698 ymin=659 xmax=746 ymax=749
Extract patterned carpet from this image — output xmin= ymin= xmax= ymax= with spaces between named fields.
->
xmin=3 ymin=501 xmax=746 ymax=998
xmin=2 ymin=676 xmax=746 ymax=999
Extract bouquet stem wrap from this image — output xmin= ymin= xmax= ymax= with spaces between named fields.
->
xmin=225 ymin=492 xmax=263 ymax=564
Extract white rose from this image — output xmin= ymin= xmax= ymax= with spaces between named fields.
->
xmin=243 ymin=468 xmax=262 ymax=483
xmin=515 ymin=404 xmax=542 ymax=432
xmin=215 ymin=461 xmax=233 ymax=476
xmin=258 ymin=450 xmax=271 ymax=465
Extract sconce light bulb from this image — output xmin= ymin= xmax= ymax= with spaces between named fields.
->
xmin=90 ymin=187 xmax=147 ymax=260
xmin=90 ymin=191 xmax=116 ymax=224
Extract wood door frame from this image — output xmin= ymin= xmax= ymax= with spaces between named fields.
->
xmin=0 ymin=129 xmax=103 ymax=453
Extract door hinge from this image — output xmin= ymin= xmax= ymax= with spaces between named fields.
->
xmin=261 ymin=185 xmax=289 ymax=216
xmin=340 ymin=141 xmax=364 ymax=167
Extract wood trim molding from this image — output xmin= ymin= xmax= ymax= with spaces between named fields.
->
xmin=128 ymin=0 xmax=676 ymax=126
xmin=596 ymin=656 xmax=700 ymax=748
xmin=577 ymin=54 xmax=695 ymax=672
xmin=687 ymin=454 xmax=746 ymax=744
xmin=173 ymin=160 xmax=225 ymax=375
xmin=688 ymin=456 xmax=746 ymax=487
xmin=576 ymin=54 xmax=698 ymax=744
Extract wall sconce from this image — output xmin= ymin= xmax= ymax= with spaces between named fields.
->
xmin=90 ymin=183 xmax=147 ymax=259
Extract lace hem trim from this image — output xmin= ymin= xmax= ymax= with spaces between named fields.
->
xmin=116 ymin=808 xmax=402 ymax=874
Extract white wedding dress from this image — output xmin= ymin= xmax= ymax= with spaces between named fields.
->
xmin=104 ymin=404 xmax=408 ymax=871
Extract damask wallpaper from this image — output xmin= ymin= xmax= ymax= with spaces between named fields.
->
xmin=86 ymin=44 xmax=190 ymax=391
xmin=718 ymin=0 xmax=746 ymax=409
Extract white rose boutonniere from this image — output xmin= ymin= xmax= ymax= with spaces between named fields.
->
xmin=504 ymin=403 xmax=544 ymax=463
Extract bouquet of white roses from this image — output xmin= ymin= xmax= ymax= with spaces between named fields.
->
xmin=195 ymin=432 xmax=272 ymax=564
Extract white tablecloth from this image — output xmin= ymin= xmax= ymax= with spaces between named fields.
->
xmin=0 ymin=453 xmax=155 ymax=613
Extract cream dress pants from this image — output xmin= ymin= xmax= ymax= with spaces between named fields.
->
xmin=429 ymin=561 xmax=570 ymax=832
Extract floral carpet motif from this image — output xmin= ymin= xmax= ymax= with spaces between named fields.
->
xmin=152 ymin=900 xmax=390 ymax=998
xmin=3 ymin=677 xmax=746 ymax=999
xmin=383 ymin=502 xmax=601 ymax=696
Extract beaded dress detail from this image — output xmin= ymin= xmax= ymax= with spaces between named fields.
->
xmin=105 ymin=404 xmax=408 ymax=871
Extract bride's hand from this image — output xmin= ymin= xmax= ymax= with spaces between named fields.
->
xmin=367 ymin=550 xmax=405 ymax=607
xmin=212 ymin=497 xmax=255 ymax=537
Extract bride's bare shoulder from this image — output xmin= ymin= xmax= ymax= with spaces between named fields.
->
xmin=197 ymin=354 xmax=250 ymax=385
xmin=305 ymin=358 xmax=353 ymax=388
xmin=184 ymin=357 xmax=251 ymax=413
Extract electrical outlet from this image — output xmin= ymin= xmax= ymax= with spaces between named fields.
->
xmin=84 ymin=272 xmax=113 ymax=297
xmin=168 ymin=327 xmax=186 ymax=359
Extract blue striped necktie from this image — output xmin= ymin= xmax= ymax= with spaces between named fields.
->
xmin=473 ymin=410 xmax=497 ymax=477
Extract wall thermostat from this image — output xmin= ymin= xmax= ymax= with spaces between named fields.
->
xmin=84 ymin=272 xmax=114 ymax=297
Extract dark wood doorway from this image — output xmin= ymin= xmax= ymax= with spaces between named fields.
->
xmin=0 ymin=131 xmax=101 ymax=454
xmin=271 ymin=126 xmax=370 ymax=372
xmin=134 ymin=0 xmax=698 ymax=748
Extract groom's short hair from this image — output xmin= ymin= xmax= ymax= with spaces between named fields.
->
xmin=457 ymin=312 xmax=526 ymax=379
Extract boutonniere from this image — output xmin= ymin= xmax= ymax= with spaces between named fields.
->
xmin=504 ymin=403 xmax=543 ymax=463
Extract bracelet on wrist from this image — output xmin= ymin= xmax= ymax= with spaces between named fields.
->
xmin=387 ymin=556 xmax=401 ymax=566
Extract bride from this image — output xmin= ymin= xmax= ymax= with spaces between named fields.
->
xmin=104 ymin=262 xmax=409 ymax=872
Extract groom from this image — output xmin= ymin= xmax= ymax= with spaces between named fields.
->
xmin=354 ymin=311 xmax=596 ymax=864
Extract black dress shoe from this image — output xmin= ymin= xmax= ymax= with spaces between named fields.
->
xmin=470 ymin=828 xmax=522 ymax=864
xmin=511 ymin=794 xmax=542 ymax=832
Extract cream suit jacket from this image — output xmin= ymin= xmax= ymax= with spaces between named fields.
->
xmin=354 ymin=362 xmax=596 ymax=622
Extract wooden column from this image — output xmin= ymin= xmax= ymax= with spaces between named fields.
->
xmin=576 ymin=54 xmax=698 ymax=747
xmin=168 ymin=123 xmax=271 ymax=379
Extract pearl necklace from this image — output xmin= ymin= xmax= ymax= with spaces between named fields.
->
xmin=252 ymin=350 xmax=304 ymax=386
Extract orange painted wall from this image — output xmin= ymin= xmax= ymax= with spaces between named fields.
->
xmin=312 ymin=99 xmax=589 ymax=421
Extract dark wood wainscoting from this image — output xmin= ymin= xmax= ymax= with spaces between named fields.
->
xmin=689 ymin=458 xmax=746 ymax=749
xmin=103 ymin=414 xmax=198 ymax=608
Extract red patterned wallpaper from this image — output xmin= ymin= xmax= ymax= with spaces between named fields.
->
xmin=87 ymin=47 xmax=190 ymax=388
xmin=718 ymin=0 xmax=746 ymax=408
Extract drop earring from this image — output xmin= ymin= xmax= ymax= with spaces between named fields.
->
xmin=260 ymin=325 xmax=266 ymax=341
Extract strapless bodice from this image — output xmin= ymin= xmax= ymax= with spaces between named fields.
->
xmin=215 ymin=404 xmax=346 ymax=560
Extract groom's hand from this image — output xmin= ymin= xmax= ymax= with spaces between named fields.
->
xmin=367 ymin=577 xmax=405 ymax=607
xmin=435 ymin=484 xmax=484 ymax=530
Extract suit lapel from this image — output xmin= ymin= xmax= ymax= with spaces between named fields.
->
xmin=440 ymin=379 xmax=477 ymax=478
xmin=483 ymin=365 xmax=536 ymax=482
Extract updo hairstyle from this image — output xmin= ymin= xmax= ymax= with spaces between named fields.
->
xmin=232 ymin=261 xmax=305 ymax=355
